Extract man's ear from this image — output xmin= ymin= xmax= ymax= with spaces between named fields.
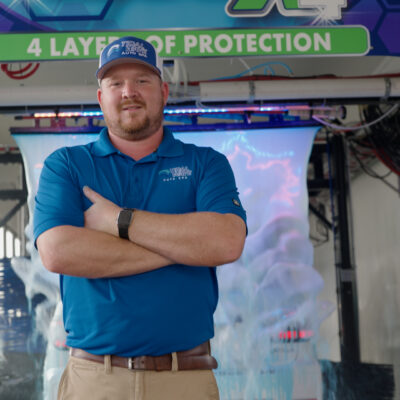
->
xmin=97 ymin=87 xmax=102 ymax=107
xmin=162 ymin=81 xmax=169 ymax=106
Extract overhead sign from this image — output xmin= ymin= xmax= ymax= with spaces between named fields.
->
xmin=0 ymin=0 xmax=397 ymax=60
xmin=0 ymin=27 xmax=369 ymax=62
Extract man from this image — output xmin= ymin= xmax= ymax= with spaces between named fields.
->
xmin=35 ymin=36 xmax=247 ymax=400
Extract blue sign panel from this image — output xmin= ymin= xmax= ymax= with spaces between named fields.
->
xmin=0 ymin=1 xmax=398 ymax=57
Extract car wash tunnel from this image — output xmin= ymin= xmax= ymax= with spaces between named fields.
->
xmin=1 ymin=1 xmax=400 ymax=399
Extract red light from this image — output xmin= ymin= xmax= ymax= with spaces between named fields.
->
xmin=299 ymin=330 xmax=314 ymax=339
xmin=279 ymin=329 xmax=314 ymax=341
xmin=54 ymin=339 xmax=68 ymax=348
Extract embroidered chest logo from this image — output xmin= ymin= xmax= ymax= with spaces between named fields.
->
xmin=159 ymin=166 xmax=193 ymax=182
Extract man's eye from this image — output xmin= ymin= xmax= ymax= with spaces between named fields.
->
xmin=110 ymin=81 xmax=121 ymax=87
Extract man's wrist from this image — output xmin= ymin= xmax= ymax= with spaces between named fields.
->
xmin=117 ymin=208 xmax=135 ymax=239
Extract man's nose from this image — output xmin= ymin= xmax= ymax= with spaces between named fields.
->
xmin=122 ymin=81 xmax=138 ymax=98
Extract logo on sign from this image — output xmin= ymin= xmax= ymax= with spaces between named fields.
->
xmin=226 ymin=0 xmax=347 ymax=20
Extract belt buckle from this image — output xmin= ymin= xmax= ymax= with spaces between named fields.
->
xmin=128 ymin=356 xmax=146 ymax=370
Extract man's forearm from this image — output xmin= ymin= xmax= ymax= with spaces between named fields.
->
xmin=127 ymin=210 xmax=246 ymax=266
xmin=81 ymin=186 xmax=246 ymax=267
xmin=37 ymin=225 xmax=172 ymax=278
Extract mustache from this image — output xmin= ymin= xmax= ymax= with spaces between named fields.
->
xmin=120 ymin=101 xmax=146 ymax=109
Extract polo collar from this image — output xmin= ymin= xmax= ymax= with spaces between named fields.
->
xmin=156 ymin=128 xmax=184 ymax=158
xmin=92 ymin=127 xmax=184 ymax=158
xmin=92 ymin=128 xmax=119 ymax=157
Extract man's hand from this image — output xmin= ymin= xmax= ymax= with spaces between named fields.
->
xmin=83 ymin=186 xmax=121 ymax=237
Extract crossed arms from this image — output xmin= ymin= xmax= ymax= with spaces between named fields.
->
xmin=37 ymin=186 xmax=246 ymax=279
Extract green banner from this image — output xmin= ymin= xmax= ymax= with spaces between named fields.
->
xmin=0 ymin=26 xmax=370 ymax=62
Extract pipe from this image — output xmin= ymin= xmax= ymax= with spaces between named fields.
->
xmin=200 ymin=77 xmax=400 ymax=102
xmin=0 ymin=85 xmax=98 ymax=106
xmin=1 ymin=77 xmax=400 ymax=107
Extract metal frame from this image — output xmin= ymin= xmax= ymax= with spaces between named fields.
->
xmin=308 ymin=136 xmax=361 ymax=362
xmin=330 ymin=135 xmax=360 ymax=362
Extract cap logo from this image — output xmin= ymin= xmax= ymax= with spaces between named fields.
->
xmin=121 ymin=40 xmax=148 ymax=59
xmin=107 ymin=44 xmax=120 ymax=58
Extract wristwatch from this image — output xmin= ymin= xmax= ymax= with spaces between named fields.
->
xmin=117 ymin=208 xmax=135 ymax=239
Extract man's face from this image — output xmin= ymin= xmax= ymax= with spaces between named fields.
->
xmin=97 ymin=63 xmax=168 ymax=141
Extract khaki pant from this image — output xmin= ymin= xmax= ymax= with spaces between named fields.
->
xmin=58 ymin=355 xmax=220 ymax=400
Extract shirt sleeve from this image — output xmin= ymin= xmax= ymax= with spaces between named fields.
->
xmin=34 ymin=148 xmax=84 ymax=246
xmin=196 ymin=148 xmax=247 ymax=226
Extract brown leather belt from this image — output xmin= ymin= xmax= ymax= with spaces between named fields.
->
xmin=70 ymin=341 xmax=218 ymax=371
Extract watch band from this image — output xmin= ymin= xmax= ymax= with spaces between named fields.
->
xmin=117 ymin=208 xmax=134 ymax=239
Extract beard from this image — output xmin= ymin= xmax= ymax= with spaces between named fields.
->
xmin=103 ymin=96 xmax=165 ymax=142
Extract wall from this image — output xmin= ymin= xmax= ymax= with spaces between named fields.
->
xmin=0 ymin=115 xmax=30 ymax=249
xmin=314 ymin=159 xmax=400 ymax=369
xmin=352 ymin=163 xmax=400 ymax=365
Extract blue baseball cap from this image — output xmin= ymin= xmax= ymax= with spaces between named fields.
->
xmin=96 ymin=36 xmax=162 ymax=80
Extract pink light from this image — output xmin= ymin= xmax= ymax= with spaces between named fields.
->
xmin=31 ymin=104 xmax=291 ymax=119
xmin=227 ymin=145 xmax=300 ymax=206
xmin=54 ymin=339 xmax=68 ymax=348
xmin=243 ymin=187 xmax=253 ymax=196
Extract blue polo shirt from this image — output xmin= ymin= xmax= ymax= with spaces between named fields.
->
xmin=34 ymin=127 xmax=246 ymax=357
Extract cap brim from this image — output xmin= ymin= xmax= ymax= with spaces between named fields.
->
xmin=96 ymin=58 xmax=161 ymax=80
